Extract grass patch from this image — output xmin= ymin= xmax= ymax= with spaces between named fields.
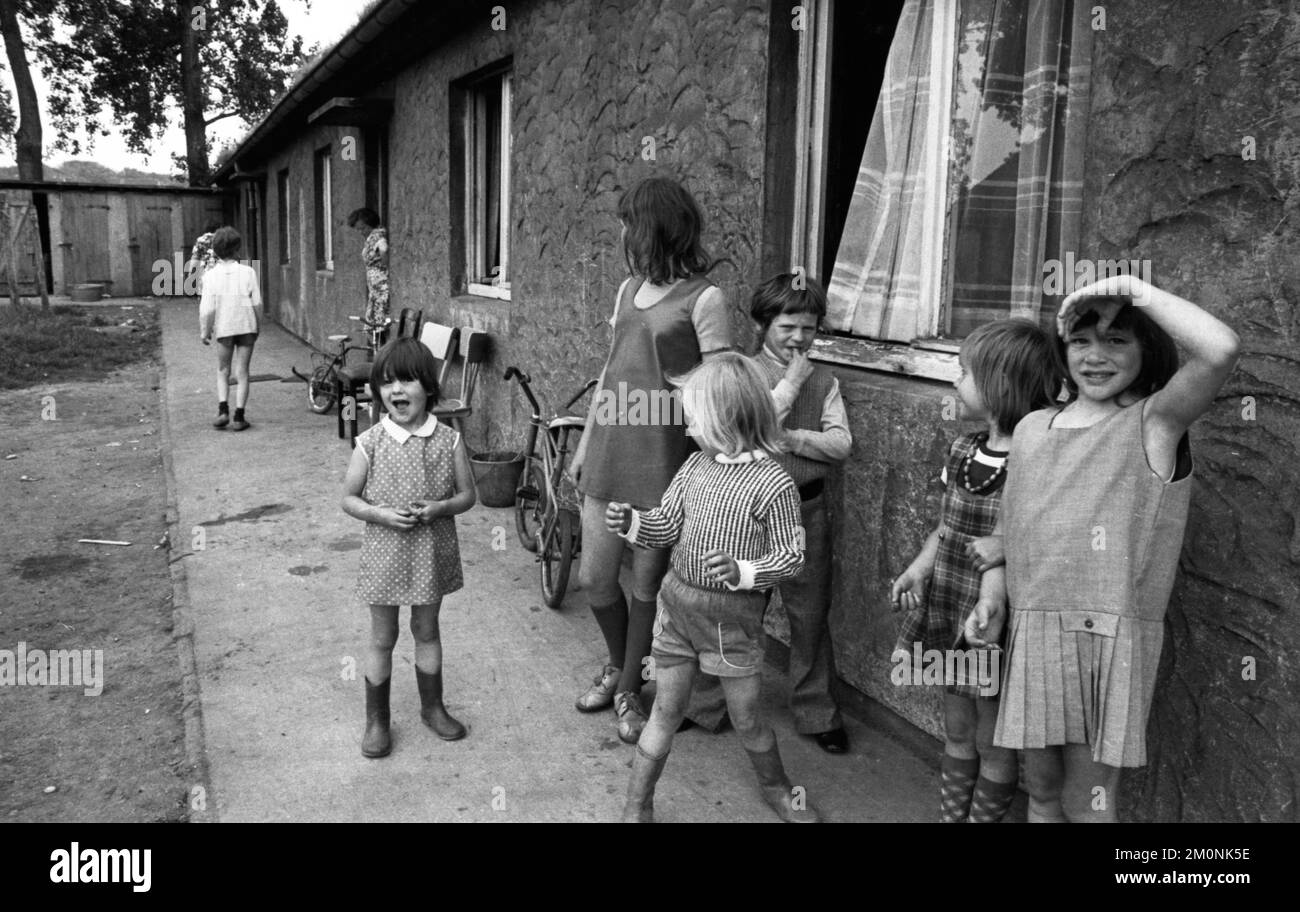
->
xmin=0 ymin=304 xmax=160 ymax=389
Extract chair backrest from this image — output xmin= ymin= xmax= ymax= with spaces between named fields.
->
xmin=418 ymin=321 xmax=459 ymax=389
xmin=455 ymin=329 xmax=491 ymax=404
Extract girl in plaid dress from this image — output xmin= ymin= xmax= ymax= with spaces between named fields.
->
xmin=891 ymin=320 xmax=1058 ymax=822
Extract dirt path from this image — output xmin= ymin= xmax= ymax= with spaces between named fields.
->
xmin=0 ymin=308 xmax=192 ymax=821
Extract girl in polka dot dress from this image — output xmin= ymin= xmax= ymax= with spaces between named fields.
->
xmin=342 ymin=338 xmax=477 ymax=758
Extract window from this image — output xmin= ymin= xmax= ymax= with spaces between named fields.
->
xmin=454 ymin=63 xmax=512 ymax=300
xmin=808 ymin=0 xmax=1092 ymax=370
xmin=314 ymin=147 xmax=333 ymax=271
xmin=365 ymin=127 xmax=389 ymax=227
xmin=277 ymin=169 xmax=290 ymax=264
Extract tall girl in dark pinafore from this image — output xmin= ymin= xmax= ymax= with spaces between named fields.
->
xmin=569 ymin=176 xmax=733 ymax=744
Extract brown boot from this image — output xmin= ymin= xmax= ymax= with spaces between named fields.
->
xmin=415 ymin=667 xmax=467 ymax=741
xmin=622 ymin=745 xmax=668 ymax=823
xmin=362 ymin=677 xmax=391 ymax=758
xmin=745 ymin=742 xmax=821 ymax=823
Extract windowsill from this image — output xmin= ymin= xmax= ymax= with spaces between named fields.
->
xmin=466 ymin=282 xmax=511 ymax=301
xmin=809 ymin=334 xmax=959 ymax=384
xmin=316 ymin=267 xmax=335 ymax=277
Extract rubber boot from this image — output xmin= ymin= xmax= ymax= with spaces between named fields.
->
xmin=415 ymin=667 xmax=467 ymax=741
xmin=622 ymin=746 xmax=668 ymax=823
xmin=362 ymin=677 xmax=391 ymax=758
xmin=745 ymin=742 xmax=821 ymax=823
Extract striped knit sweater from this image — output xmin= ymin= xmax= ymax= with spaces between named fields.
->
xmin=622 ymin=450 xmax=805 ymax=591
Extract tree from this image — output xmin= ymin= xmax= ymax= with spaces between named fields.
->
xmin=0 ymin=0 xmax=50 ymax=307
xmin=27 ymin=0 xmax=310 ymax=185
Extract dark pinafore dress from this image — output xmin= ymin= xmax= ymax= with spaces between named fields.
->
xmin=579 ymin=277 xmax=713 ymax=510
xmin=894 ymin=433 xmax=1005 ymax=699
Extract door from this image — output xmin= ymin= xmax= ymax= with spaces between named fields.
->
xmin=130 ymin=199 xmax=174 ymax=295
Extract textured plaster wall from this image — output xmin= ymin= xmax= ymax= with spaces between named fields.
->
xmin=1079 ymin=0 xmax=1299 ymax=821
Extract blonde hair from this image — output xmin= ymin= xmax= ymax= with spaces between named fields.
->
xmin=674 ymin=352 xmax=784 ymax=458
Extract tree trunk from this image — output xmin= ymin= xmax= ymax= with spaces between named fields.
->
xmin=0 ymin=0 xmax=50 ymax=308
xmin=178 ymin=0 xmax=210 ymax=186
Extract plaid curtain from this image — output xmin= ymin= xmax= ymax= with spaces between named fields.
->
xmin=825 ymin=0 xmax=941 ymax=340
xmin=946 ymin=0 xmax=1093 ymax=336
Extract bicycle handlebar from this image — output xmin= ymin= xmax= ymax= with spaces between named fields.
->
xmin=348 ymin=315 xmax=393 ymax=329
xmin=565 ymin=379 xmax=598 ymax=410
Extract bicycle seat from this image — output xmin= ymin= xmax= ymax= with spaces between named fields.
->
xmin=327 ymin=334 xmax=351 ymax=343
xmin=547 ymin=415 xmax=586 ymax=429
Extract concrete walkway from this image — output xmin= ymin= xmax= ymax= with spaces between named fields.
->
xmin=158 ymin=298 xmax=938 ymax=822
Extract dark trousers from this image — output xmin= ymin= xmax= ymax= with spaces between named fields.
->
xmin=684 ymin=494 xmax=842 ymax=734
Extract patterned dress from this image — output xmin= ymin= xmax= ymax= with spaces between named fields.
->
xmin=894 ymin=433 xmax=1005 ymax=699
xmin=355 ymin=415 xmax=463 ymax=605
xmin=188 ymin=232 xmax=218 ymax=293
xmin=362 ymin=227 xmax=390 ymax=326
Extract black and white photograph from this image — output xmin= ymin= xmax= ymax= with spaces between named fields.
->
xmin=0 ymin=0 xmax=1294 ymax=853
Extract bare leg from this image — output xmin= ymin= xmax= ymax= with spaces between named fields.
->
xmin=1061 ymin=744 xmax=1121 ymax=823
xmin=215 ymin=338 xmax=233 ymax=405
xmin=232 ymin=338 xmax=255 ymax=409
xmin=1023 ymin=747 xmax=1067 ymax=822
xmin=367 ymin=604 xmax=399 ymax=683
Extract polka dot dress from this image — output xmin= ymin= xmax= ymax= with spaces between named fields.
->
xmin=356 ymin=417 xmax=464 ymax=605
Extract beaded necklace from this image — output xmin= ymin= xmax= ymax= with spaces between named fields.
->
xmin=959 ymin=435 xmax=1007 ymax=494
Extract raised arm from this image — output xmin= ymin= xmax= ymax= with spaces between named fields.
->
xmin=618 ymin=457 xmax=691 ymax=549
xmin=1060 ymin=274 xmax=1240 ymax=435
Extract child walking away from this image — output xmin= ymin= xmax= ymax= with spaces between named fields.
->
xmin=199 ymin=227 xmax=260 ymax=431
xmin=983 ymin=275 xmax=1239 ymax=822
xmin=684 ymin=274 xmax=852 ymax=753
xmin=569 ymin=175 xmax=733 ymax=744
xmin=341 ymin=338 xmax=477 ymax=758
xmin=609 ymin=353 xmax=816 ymax=823
xmin=891 ymin=320 xmax=1059 ymax=822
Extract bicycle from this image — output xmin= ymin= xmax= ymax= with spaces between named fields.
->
xmin=291 ymin=315 xmax=391 ymax=414
xmin=504 ymin=366 xmax=597 ymax=609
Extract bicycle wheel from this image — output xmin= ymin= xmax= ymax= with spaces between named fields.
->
xmin=538 ymin=508 xmax=574 ymax=610
xmin=515 ymin=460 xmax=547 ymax=552
xmin=307 ymin=365 xmax=338 ymax=414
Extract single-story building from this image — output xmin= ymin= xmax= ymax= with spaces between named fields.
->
xmin=213 ymin=0 xmax=1299 ymax=821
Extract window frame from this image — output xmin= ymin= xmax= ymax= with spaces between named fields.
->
xmin=457 ymin=64 xmax=512 ymax=302
xmin=792 ymin=0 xmax=961 ymax=382
xmin=277 ymin=169 xmax=290 ymax=265
xmin=314 ymin=146 xmax=334 ymax=272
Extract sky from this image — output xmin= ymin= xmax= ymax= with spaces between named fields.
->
xmin=1 ymin=0 xmax=372 ymax=175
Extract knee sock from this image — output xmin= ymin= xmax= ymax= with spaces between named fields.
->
xmin=940 ymin=754 xmax=980 ymax=823
xmin=617 ymin=595 xmax=657 ymax=693
xmin=968 ymin=775 xmax=1018 ymax=823
xmin=591 ymin=591 xmax=628 ymax=670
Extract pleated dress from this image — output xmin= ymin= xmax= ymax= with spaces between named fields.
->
xmin=994 ymin=401 xmax=1191 ymax=767
xmin=355 ymin=415 xmax=464 ymax=605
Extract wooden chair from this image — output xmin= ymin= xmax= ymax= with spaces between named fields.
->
xmin=432 ymin=329 xmax=491 ymax=435
xmin=338 ymin=307 xmax=423 ymax=446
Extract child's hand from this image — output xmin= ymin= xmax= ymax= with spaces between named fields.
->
xmin=1058 ymin=274 xmax=1151 ymax=337
xmin=378 ymin=505 xmax=419 ymax=531
xmin=604 ymin=502 xmax=632 ymax=534
xmin=409 ymin=500 xmax=442 ymax=523
xmin=965 ymin=535 xmax=1004 ymax=572
xmin=962 ymin=597 xmax=1005 ymax=649
xmin=784 ymin=350 xmax=814 ymax=389
xmin=702 ymin=549 xmax=740 ymax=586
xmin=890 ymin=566 xmax=929 ymax=613
xmin=200 ymin=332 xmax=211 ymax=346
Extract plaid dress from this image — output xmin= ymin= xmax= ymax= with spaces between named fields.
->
xmin=894 ymin=433 xmax=1005 ymax=699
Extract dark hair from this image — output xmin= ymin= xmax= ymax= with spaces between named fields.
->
xmin=369 ymin=337 xmax=440 ymax=404
xmin=212 ymin=226 xmax=242 ymax=259
xmin=962 ymin=319 xmax=1061 ymax=436
xmin=347 ymin=207 xmax=380 ymax=229
xmin=750 ymin=273 xmax=828 ymax=340
xmin=1057 ymin=299 xmax=1179 ymax=402
xmin=203 ymin=221 xmax=222 ymax=235
xmin=617 ymin=176 xmax=714 ymax=284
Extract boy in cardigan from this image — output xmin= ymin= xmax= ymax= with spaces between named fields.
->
xmin=683 ymin=273 xmax=853 ymax=752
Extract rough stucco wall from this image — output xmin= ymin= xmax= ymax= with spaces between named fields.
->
xmin=388 ymin=0 xmax=769 ymax=454
xmin=1083 ymin=0 xmax=1300 ymax=821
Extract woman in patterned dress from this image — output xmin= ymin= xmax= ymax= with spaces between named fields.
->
xmin=348 ymin=207 xmax=390 ymax=327
xmin=342 ymin=338 xmax=476 ymax=758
